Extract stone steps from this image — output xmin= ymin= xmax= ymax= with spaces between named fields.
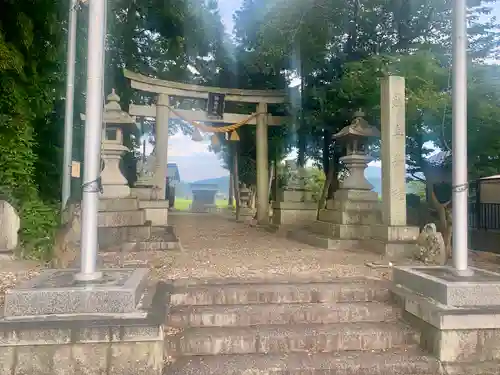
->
xmin=170 ymin=278 xmax=390 ymax=306
xmin=167 ymin=321 xmax=418 ymax=356
xmin=167 ymin=347 xmax=442 ymax=375
xmin=168 ymin=301 xmax=399 ymax=328
xmin=163 ymin=278 xmax=440 ymax=375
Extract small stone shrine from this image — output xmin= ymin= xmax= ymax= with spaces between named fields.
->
xmin=190 ymin=183 xmax=219 ymax=213
xmin=272 ymin=160 xmax=317 ymax=228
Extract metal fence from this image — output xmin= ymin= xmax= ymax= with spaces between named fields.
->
xmin=469 ymin=202 xmax=500 ymax=230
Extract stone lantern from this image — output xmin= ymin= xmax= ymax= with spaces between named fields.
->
xmin=239 ymin=184 xmax=251 ymax=208
xmin=100 ymin=89 xmax=136 ymax=198
xmin=333 ymin=110 xmax=380 ymax=191
xmin=237 ymin=183 xmax=254 ymax=220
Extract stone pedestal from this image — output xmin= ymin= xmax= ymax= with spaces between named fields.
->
xmin=4 ymin=268 xmax=149 ymax=318
xmin=101 ymin=142 xmax=130 ymax=198
xmin=369 ymin=224 xmax=419 ymax=259
xmin=302 ymin=152 xmax=382 ymax=246
xmin=392 ymin=265 xmax=500 ymax=369
xmin=0 ymin=273 xmax=165 ymax=375
xmin=98 ymin=197 xmax=179 ymax=252
xmin=272 ymin=189 xmax=317 ymax=228
xmin=139 ymin=200 xmax=170 ymax=226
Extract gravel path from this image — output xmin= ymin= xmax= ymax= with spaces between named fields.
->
xmin=151 ymin=214 xmax=389 ymax=281
xmin=3 ymin=213 xmax=500 ymax=307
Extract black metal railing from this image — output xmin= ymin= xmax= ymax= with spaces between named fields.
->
xmin=469 ymin=202 xmax=500 ymax=230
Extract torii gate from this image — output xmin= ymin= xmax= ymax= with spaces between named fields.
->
xmin=124 ymin=69 xmax=288 ymax=224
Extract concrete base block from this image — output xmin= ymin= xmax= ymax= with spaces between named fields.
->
xmin=278 ymin=189 xmax=313 ymax=202
xmin=333 ymin=189 xmax=379 ymax=202
xmin=130 ymin=186 xmax=157 ymax=200
xmin=368 ymin=224 xmax=419 ymax=259
xmin=0 ymin=282 xmax=166 ymax=375
xmin=101 ymin=184 xmax=131 ymax=199
xmin=318 ymin=208 xmax=380 ymax=225
xmin=139 ymin=200 xmax=169 ymax=226
xmin=287 ymin=229 xmax=362 ymax=251
xmin=393 ymin=265 xmax=500 ymax=307
xmin=308 ymin=221 xmax=372 ymax=240
xmin=190 ymin=204 xmax=219 ymax=213
xmin=98 ymin=209 xmax=146 ymax=227
xmin=3 ymin=268 xmax=149 ymax=318
xmin=271 ymin=201 xmax=317 ymax=227
xmin=392 ymin=265 xmax=500 ymax=363
xmin=99 ymin=197 xmax=139 ymax=212
xmin=367 ymin=239 xmax=417 ymax=259
xmin=98 ymin=224 xmax=152 ymax=248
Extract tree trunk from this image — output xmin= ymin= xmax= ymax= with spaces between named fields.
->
xmin=232 ymin=144 xmax=240 ymax=221
xmin=228 ymin=171 xmax=234 ymax=206
xmin=318 ymin=158 xmax=335 ymax=219
xmin=430 ymin=187 xmax=452 ymax=260
xmin=322 ymin=129 xmax=331 ymax=174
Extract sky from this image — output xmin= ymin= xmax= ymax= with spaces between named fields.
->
xmin=154 ymin=0 xmax=500 ymax=181
xmin=157 ymin=0 xmax=241 ymax=182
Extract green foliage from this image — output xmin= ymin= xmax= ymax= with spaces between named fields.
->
xmin=0 ymin=0 xmax=64 ymax=259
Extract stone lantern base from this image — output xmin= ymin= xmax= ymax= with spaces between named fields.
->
xmin=100 ymin=142 xmax=130 ymax=199
xmin=271 ymin=189 xmax=317 ymax=230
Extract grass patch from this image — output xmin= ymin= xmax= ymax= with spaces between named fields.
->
xmin=174 ymin=198 xmax=232 ymax=211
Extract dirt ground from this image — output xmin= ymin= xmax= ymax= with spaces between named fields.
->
xmin=2 ymin=212 xmax=500 ymax=309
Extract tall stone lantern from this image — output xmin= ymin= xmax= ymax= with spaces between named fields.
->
xmin=100 ymin=89 xmax=136 ymax=198
xmin=334 ymin=110 xmax=380 ymax=191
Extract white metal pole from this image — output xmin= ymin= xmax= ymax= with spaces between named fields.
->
xmin=61 ymin=0 xmax=78 ymax=215
xmin=75 ymin=0 xmax=106 ymax=281
xmin=451 ymin=0 xmax=473 ymax=276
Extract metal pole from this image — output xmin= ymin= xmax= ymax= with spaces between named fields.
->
xmin=75 ymin=0 xmax=106 ymax=282
xmin=61 ymin=0 xmax=78 ymax=215
xmin=451 ymin=0 xmax=473 ymax=276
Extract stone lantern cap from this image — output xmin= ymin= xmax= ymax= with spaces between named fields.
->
xmin=80 ymin=89 xmax=136 ymax=125
xmin=333 ymin=110 xmax=380 ymax=141
xmin=103 ymin=89 xmax=136 ymax=125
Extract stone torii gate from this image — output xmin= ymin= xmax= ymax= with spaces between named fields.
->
xmin=124 ymin=69 xmax=288 ymax=224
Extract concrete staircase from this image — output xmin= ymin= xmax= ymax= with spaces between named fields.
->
xmin=163 ymin=278 xmax=441 ymax=374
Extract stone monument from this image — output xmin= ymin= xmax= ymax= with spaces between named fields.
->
xmin=271 ymin=160 xmax=317 ymax=229
xmin=0 ymin=200 xmax=19 ymax=256
xmin=369 ymin=76 xmax=419 ymax=258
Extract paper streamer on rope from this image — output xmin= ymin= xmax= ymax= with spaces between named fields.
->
xmin=229 ymin=130 xmax=240 ymax=141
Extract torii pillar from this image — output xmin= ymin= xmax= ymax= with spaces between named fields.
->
xmin=256 ymin=102 xmax=269 ymax=225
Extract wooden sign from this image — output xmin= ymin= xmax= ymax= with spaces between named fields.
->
xmin=207 ymin=93 xmax=225 ymax=119
xmin=71 ymin=161 xmax=81 ymax=178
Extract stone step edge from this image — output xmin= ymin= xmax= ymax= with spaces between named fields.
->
xmin=170 ymin=280 xmax=391 ymax=306
xmin=167 ymin=301 xmax=400 ymax=328
xmin=166 ymin=321 xmax=419 ymax=356
xmin=169 ymin=275 xmax=388 ymax=288
xmin=165 ymin=347 xmax=441 ymax=375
